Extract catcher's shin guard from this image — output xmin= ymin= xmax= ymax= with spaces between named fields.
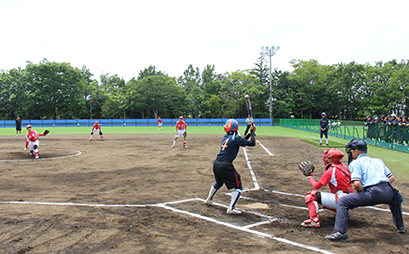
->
xmin=305 ymin=190 xmax=320 ymax=224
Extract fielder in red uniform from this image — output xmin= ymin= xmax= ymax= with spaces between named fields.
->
xmin=90 ymin=121 xmax=104 ymax=141
xmin=158 ymin=117 xmax=163 ymax=130
xmin=172 ymin=116 xmax=187 ymax=148
xmin=24 ymin=125 xmax=44 ymax=159
xmin=301 ymin=148 xmax=353 ymax=227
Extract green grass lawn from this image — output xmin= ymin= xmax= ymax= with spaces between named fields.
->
xmin=2 ymin=125 xmax=408 ymax=181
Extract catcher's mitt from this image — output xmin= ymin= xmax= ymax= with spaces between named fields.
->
xmin=43 ymin=130 xmax=50 ymax=136
xmin=298 ymin=161 xmax=315 ymax=176
xmin=183 ymin=131 xmax=187 ymax=138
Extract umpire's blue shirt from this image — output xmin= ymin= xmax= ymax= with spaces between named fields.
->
xmin=349 ymin=153 xmax=393 ymax=188
xmin=217 ymin=134 xmax=250 ymax=162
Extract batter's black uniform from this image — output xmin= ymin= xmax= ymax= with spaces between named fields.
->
xmin=212 ymin=132 xmax=256 ymax=190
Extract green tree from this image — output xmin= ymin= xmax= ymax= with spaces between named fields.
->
xmin=128 ymin=75 xmax=186 ymax=119
xmin=100 ymin=73 xmax=126 ymax=119
xmin=137 ymin=65 xmax=167 ymax=80
xmin=290 ymin=59 xmax=330 ymax=118
xmin=250 ymin=52 xmax=270 ymax=117
xmin=23 ymin=59 xmax=86 ymax=119
xmin=177 ymin=65 xmax=204 ymax=118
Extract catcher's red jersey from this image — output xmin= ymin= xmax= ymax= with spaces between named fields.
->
xmin=309 ymin=163 xmax=352 ymax=194
xmin=176 ymin=121 xmax=187 ymax=130
xmin=26 ymin=130 xmax=43 ymax=142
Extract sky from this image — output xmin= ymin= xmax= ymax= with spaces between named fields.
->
xmin=1 ymin=0 xmax=408 ymax=82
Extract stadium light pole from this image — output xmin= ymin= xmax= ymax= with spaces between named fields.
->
xmin=261 ymin=46 xmax=280 ymax=120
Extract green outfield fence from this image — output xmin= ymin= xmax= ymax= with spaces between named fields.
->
xmin=280 ymin=119 xmax=409 ymax=153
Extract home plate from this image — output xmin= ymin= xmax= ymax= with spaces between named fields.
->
xmin=240 ymin=202 xmax=270 ymax=209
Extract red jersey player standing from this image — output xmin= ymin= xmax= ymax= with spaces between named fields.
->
xmin=90 ymin=121 xmax=104 ymax=141
xmin=301 ymin=148 xmax=353 ymax=228
xmin=157 ymin=117 xmax=163 ymax=130
xmin=172 ymin=116 xmax=187 ymax=148
xmin=24 ymin=125 xmax=44 ymax=159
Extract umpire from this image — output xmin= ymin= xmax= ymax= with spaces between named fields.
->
xmin=326 ymin=139 xmax=405 ymax=242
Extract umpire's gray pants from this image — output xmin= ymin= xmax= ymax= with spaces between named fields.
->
xmin=334 ymin=182 xmax=404 ymax=233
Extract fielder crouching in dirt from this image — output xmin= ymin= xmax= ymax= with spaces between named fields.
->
xmin=326 ymin=139 xmax=405 ymax=242
xmin=300 ymin=148 xmax=354 ymax=228
xmin=204 ymin=119 xmax=256 ymax=214
xmin=90 ymin=121 xmax=104 ymax=141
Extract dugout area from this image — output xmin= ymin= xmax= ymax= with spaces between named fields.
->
xmin=0 ymin=134 xmax=408 ymax=253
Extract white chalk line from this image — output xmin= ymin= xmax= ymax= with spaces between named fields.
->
xmin=243 ymin=147 xmax=260 ymax=191
xmin=256 ymin=140 xmax=274 ymax=156
xmin=0 ymin=149 xmax=82 ymax=161
xmin=157 ymin=201 xmax=334 ymax=254
xmin=0 ymin=198 xmax=333 ymax=253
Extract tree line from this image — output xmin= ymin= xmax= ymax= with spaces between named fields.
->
xmin=1 ymin=56 xmax=408 ymax=120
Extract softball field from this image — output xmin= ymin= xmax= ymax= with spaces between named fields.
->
xmin=0 ymin=133 xmax=408 ymax=253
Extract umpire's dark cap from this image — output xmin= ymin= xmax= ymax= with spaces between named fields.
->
xmin=345 ymin=139 xmax=367 ymax=152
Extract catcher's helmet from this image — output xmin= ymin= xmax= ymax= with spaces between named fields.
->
xmin=26 ymin=124 xmax=32 ymax=128
xmin=323 ymin=148 xmax=344 ymax=165
xmin=224 ymin=119 xmax=239 ymax=133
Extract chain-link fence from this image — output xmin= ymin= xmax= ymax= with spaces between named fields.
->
xmin=280 ymin=119 xmax=409 ymax=153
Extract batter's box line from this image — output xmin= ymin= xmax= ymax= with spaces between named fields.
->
xmin=256 ymin=140 xmax=274 ymax=156
xmin=263 ymin=189 xmax=409 ymax=216
xmin=157 ymin=201 xmax=334 ymax=254
xmin=0 ymin=199 xmax=333 ymax=253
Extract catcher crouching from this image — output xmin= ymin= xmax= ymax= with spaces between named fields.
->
xmin=24 ymin=125 xmax=50 ymax=159
xmin=298 ymin=148 xmax=353 ymax=227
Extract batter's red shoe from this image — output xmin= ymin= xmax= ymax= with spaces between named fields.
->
xmin=301 ymin=219 xmax=320 ymax=228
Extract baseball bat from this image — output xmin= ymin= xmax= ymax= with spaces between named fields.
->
xmin=244 ymin=95 xmax=253 ymax=118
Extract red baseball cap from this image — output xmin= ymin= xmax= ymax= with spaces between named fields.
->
xmin=179 ymin=116 xmax=183 ymax=119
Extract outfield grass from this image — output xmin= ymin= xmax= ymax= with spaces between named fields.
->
xmin=2 ymin=126 xmax=408 ymax=181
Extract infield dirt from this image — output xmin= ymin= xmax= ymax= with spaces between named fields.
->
xmin=0 ymin=133 xmax=408 ymax=253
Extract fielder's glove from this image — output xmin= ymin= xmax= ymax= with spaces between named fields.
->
xmin=183 ymin=131 xmax=187 ymax=138
xmin=43 ymin=130 xmax=50 ymax=136
xmin=298 ymin=161 xmax=315 ymax=176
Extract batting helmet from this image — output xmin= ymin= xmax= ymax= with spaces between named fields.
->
xmin=224 ymin=119 xmax=239 ymax=133
xmin=345 ymin=139 xmax=367 ymax=152
xmin=323 ymin=148 xmax=344 ymax=165
xmin=26 ymin=124 xmax=32 ymax=128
